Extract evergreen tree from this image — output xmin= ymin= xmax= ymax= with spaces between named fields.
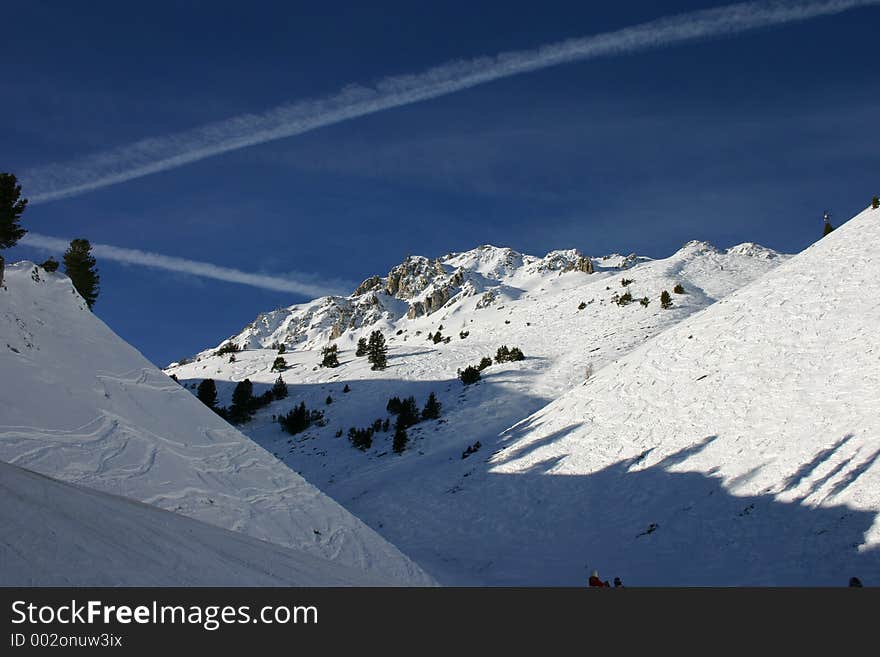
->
xmin=660 ymin=290 xmax=673 ymax=309
xmin=277 ymin=343 xmax=286 ymax=354
xmin=398 ymin=396 xmax=420 ymax=428
xmin=367 ymin=330 xmax=388 ymax=370
xmin=325 ymin=395 xmax=333 ymax=405
xmin=0 ymin=173 xmax=27 ymax=249
xmin=392 ymin=421 xmax=408 ymax=454
xmin=0 ymin=173 xmax=27 ymax=286
xmin=355 ymin=338 xmax=368 ymax=357
xmin=272 ymin=375 xmax=288 ymax=400
xmin=459 ymin=365 xmax=481 ymax=385
xmin=40 ymin=258 xmax=59 ymax=273
xmin=873 ymin=196 xmax=879 ymax=210
xmin=271 ymin=356 xmax=288 ymax=372
xmin=63 ymin=239 xmax=100 ymax=309
xmin=823 ymin=211 xmax=834 ymax=236
xmin=673 ymin=283 xmax=685 ymax=294
xmin=477 ymin=356 xmax=493 ymax=371
xmin=421 ymin=392 xmax=442 ymax=420
xmin=279 ymin=402 xmax=311 ymax=435
xmin=196 ymin=378 xmax=218 ymax=409
xmin=320 ymin=344 xmax=340 ymax=368
xmin=228 ymin=379 xmax=254 ymax=423
xmin=386 ymin=396 xmax=402 ymax=414
xmin=343 ymin=384 xmax=351 ymax=393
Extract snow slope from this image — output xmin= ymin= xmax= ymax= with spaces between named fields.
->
xmin=167 ymin=240 xmax=787 ymax=584
xmin=0 ymin=261 xmax=432 ymax=585
xmin=489 ymin=205 xmax=880 ymax=585
xmin=0 ymin=460 xmax=392 ymax=586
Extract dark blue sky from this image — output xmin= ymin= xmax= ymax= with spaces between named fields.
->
xmin=3 ymin=1 xmax=877 ymax=366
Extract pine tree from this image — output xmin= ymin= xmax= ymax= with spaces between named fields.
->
xmin=0 ymin=173 xmax=27 ymax=286
xmin=279 ymin=402 xmax=310 ymax=435
xmin=873 ymin=196 xmax=879 ymax=210
xmin=320 ymin=344 xmax=340 ymax=368
xmin=0 ymin=173 xmax=27 ymax=249
xmin=228 ymin=379 xmax=254 ymax=423
xmin=272 ymin=375 xmax=288 ymax=400
xmin=325 ymin=395 xmax=333 ymax=405
xmin=367 ymin=330 xmax=388 ymax=370
xmin=823 ymin=211 xmax=834 ymax=237
xmin=63 ymin=239 xmax=100 ymax=309
xmin=392 ymin=420 xmax=408 ymax=454
xmin=673 ymin=283 xmax=685 ymax=294
xmin=355 ymin=338 xmax=368 ymax=357
xmin=40 ymin=258 xmax=59 ymax=273
xmin=277 ymin=343 xmax=286 ymax=354
xmin=459 ymin=365 xmax=481 ymax=385
xmin=271 ymin=356 xmax=288 ymax=372
xmin=421 ymin=392 xmax=442 ymax=420
xmin=196 ymin=378 xmax=218 ymax=408
xmin=398 ymin=396 xmax=420 ymax=428
xmin=660 ymin=290 xmax=673 ymax=309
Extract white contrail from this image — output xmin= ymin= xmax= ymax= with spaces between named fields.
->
xmin=20 ymin=233 xmax=352 ymax=297
xmin=23 ymin=0 xmax=878 ymax=204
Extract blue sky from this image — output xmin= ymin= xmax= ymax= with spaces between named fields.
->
xmin=3 ymin=1 xmax=878 ymax=366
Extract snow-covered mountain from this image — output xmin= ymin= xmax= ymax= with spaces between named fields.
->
xmin=0 ymin=261 xmax=433 ymax=585
xmin=0 ymin=460 xmax=392 ymax=586
xmin=167 ymin=238 xmax=789 ymax=584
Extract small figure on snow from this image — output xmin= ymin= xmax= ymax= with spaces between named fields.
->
xmin=589 ymin=570 xmax=610 ymax=588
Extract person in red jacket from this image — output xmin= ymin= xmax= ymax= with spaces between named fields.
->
xmin=589 ymin=570 xmax=610 ymax=587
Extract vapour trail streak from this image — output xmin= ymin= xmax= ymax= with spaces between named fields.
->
xmin=20 ymin=232 xmax=349 ymax=296
xmin=24 ymin=0 xmax=878 ymax=203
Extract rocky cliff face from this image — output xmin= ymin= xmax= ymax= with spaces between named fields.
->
xmin=203 ymin=245 xmax=610 ymax=357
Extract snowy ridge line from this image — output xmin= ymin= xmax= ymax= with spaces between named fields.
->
xmin=24 ymin=0 xmax=877 ymax=204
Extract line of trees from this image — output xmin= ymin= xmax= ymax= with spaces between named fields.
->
xmin=1 ymin=172 xmax=99 ymax=307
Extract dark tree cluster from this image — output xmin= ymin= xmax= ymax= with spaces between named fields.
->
xmin=495 ymin=345 xmax=524 ymax=363
xmin=461 ymin=441 xmax=481 ymax=459
xmin=215 ymin=342 xmax=241 ymax=357
xmin=458 ymin=365 xmax=481 ymax=385
xmin=40 ymin=258 xmax=59 ymax=273
xmin=278 ymin=401 xmax=325 ymax=436
xmin=193 ymin=377 xmax=286 ymax=424
xmin=660 ymin=290 xmax=673 ymax=309
xmin=320 ymin=344 xmax=339 ymax=368
xmin=615 ymin=290 xmax=633 ymax=307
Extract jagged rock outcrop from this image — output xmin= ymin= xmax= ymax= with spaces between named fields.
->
xmin=386 ymin=257 xmax=446 ymax=299
xmin=354 ymin=276 xmax=383 ymax=296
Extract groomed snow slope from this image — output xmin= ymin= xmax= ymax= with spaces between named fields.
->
xmin=490 ymin=205 xmax=880 ymax=585
xmin=0 ymin=262 xmax=432 ymax=585
xmin=0 ymin=460 xmax=391 ymax=586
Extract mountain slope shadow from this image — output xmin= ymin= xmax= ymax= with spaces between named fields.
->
xmin=346 ymin=435 xmax=880 ymax=586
